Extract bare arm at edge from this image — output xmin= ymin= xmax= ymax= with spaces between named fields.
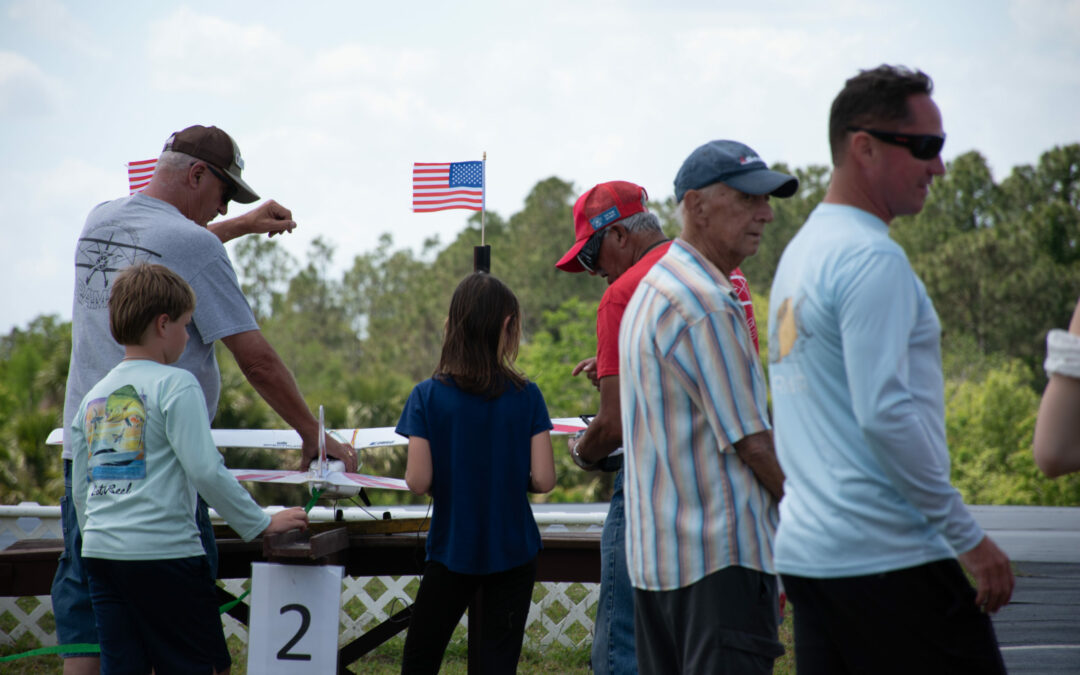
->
xmin=530 ymin=431 xmax=556 ymax=493
xmin=1033 ymin=299 xmax=1080 ymax=477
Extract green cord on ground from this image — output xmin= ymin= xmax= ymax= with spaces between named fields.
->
xmin=0 ymin=643 xmax=99 ymax=662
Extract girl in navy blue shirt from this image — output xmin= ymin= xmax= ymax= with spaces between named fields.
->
xmin=396 ymin=272 xmax=556 ymax=674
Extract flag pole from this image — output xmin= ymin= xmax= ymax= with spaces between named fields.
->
xmin=474 ymin=152 xmax=491 ymax=273
xmin=481 ymin=151 xmax=487 ymax=245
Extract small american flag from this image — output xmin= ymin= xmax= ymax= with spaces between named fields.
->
xmin=128 ymin=159 xmax=157 ymax=194
xmin=412 ymin=161 xmax=484 ymax=212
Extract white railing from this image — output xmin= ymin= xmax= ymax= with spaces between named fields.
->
xmin=0 ymin=502 xmax=607 ymax=651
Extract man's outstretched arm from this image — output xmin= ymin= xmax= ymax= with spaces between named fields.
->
xmin=209 ymin=200 xmax=297 ymax=243
xmin=220 ymin=329 xmax=357 ymax=472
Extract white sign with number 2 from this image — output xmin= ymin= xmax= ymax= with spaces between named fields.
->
xmin=247 ymin=562 xmax=344 ymax=675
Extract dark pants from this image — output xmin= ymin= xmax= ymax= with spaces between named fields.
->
xmin=634 ymin=566 xmax=784 ymax=674
xmin=51 ymin=459 xmax=218 ymax=653
xmin=401 ymin=558 xmax=537 ymax=675
xmin=782 ymin=558 xmax=1007 ymax=675
xmin=85 ymin=556 xmax=230 ymax=675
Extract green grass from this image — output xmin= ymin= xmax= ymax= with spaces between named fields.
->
xmin=0 ymin=608 xmax=796 ymax=674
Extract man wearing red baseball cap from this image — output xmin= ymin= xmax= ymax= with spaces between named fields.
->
xmin=556 ymin=180 xmax=666 ymax=675
xmin=556 ymin=179 xmax=760 ymax=674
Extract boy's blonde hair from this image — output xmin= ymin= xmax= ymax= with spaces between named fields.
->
xmin=108 ymin=264 xmax=196 ymax=345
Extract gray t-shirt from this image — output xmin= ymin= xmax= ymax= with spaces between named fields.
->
xmin=62 ymin=193 xmax=259 ymax=460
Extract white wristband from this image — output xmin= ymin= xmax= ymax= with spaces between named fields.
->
xmin=1045 ymin=329 xmax=1080 ymax=379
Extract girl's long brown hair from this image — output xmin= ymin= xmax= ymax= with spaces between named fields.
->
xmin=434 ymin=273 xmax=526 ymax=397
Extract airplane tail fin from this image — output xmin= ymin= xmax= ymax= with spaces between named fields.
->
xmin=317 ymin=404 xmax=327 ymax=479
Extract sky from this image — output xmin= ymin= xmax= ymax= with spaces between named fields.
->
xmin=2 ymin=0 xmax=1078 ymax=335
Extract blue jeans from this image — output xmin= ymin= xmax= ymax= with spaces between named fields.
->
xmin=592 ymin=470 xmax=637 ymax=674
xmin=51 ymin=459 xmax=219 ymax=650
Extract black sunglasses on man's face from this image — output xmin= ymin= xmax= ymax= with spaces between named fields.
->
xmin=847 ymin=127 xmax=946 ymax=161
xmin=204 ymin=164 xmax=238 ymax=204
xmin=576 ymin=227 xmax=610 ymax=273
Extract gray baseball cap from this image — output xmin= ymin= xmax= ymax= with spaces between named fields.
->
xmin=674 ymin=140 xmax=797 ymax=202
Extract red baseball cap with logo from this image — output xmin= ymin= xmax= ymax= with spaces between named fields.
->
xmin=555 ymin=181 xmax=649 ymax=273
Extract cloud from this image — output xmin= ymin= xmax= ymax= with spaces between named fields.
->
xmin=0 ymin=156 xmax=117 ymax=331
xmin=1009 ymin=0 xmax=1080 ymax=45
xmin=0 ymin=51 xmax=64 ymax=116
xmin=145 ymin=7 xmax=299 ymax=96
xmin=5 ymin=0 xmax=105 ymax=58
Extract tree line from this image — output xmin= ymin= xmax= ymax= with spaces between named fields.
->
xmin=2 ymin=145 xmax=1078 ymax=507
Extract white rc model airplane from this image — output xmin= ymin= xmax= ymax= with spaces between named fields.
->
xmin=47 ymin=408 xmax=589 ymax=501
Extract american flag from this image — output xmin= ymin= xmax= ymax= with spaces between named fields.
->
xmin=128 ymin=158 xmax=157 ymax=194
xmin=412 ymin=161 xmax=484 ymax=212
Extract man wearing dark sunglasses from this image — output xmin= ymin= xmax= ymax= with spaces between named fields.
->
xmin=56 ymin=125 xmax=356 ymax=675
xmin=554 ymin=180 xmax=669 ymax=675
xmin=768 ymin=65 xmax=1012 ymax=674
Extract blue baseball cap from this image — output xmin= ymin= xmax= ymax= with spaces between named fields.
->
xmin=674 ymin=140 xmax=797 ymax=202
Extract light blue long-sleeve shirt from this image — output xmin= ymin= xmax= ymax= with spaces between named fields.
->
xmin=71 ymin=360 xmax=270 ymax=560
xmin=768 ymin=203 xmax=983 ymax=577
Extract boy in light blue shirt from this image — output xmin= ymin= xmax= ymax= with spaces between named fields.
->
xmin=70 ymin=263 xmax=308 ymax=674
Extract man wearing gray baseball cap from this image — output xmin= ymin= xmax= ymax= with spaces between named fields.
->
xmin=619 ymin=139 xmax=794 ymax=674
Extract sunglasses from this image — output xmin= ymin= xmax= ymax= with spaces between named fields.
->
xmin=204 ymin=163 xmax=238 ymax=204
xmin=576 ymin=227 xmax=610 ymax=273
xmin=847 ymin=127 xmax=946 ymax=160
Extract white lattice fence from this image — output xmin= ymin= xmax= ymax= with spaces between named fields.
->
xmin=217 ymin=575 xmax=597 ymax=650
xmin=0 ymin=504 xmax=602 ymax=651
xmin=2 ymin=577 xmax=599 ymax=651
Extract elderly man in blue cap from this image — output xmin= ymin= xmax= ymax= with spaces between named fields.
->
xmin=618 ymin=140 xmax=795 ymax=674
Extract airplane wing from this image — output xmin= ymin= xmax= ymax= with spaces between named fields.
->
xmin=551 ymin=417 xmax=589 ymax=434
xmin=49 ymin=418 xmax=591 ymax=449
xmin=46 ymin=426 xmax=406 ymax=450
xmin=228 ymin=469 xmax=313 ymax=485
xmin=229 ymin=469 xmax=408 ymax=491
xmin=325 ymin=472 xmax=408 ymax=491
xmin=212 ymin=426 xmax=407 ymax=450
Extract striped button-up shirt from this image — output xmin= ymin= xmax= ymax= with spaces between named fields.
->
xmin=619 ymin=239 xmax=778 ymax=591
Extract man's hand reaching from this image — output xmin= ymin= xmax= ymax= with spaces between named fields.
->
xmin=299 ymin=433 xmax=358 ymax=473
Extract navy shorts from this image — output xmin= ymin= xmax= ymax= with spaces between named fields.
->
xmin=51 ymin=459 xmax=219 ymax=657
xmin=84 ymin=556 xmax=231 ymax=675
